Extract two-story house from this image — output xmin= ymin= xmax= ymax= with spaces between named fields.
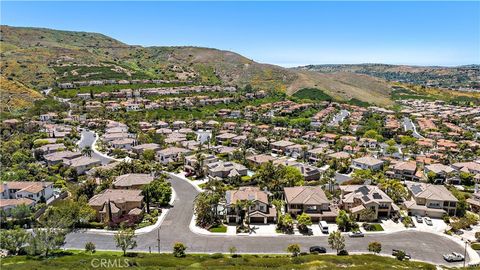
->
xmin=391 ymin=161 xmax=418 ymax=181
xmin=224 ymin=186 xmax=276 ymax=224
xmin=1 ymin=181 xmax=54 ymax=203
xmin=404 ymin=181 xmax=458 ymax=217
xmin=156 ymin=147 xmax=190 ymax=164
xmin=206 ymin=161 xmax=248 ymax=179
xmin=88 ymin=189 xmax=144 ymax=223
xmin=284 ymin=186 xmax=338 ymax=222
xmin=339 ymin=185 xmax=398 ymax=221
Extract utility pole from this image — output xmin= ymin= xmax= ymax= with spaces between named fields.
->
xmin=157 ymin=228 xmax=161 ymax=254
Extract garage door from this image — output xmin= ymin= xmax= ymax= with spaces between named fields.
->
xmin=250 ymin=217 xmax=265 ymax=224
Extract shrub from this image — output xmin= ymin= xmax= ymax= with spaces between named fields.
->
xmin=395 ymin=250 xmax=406 ymax=261
xmin=475 ymin=231 xmax=480 ymax=241
xmin=471 ymin=243 xmax=480 ymax=250
xmin=368 ymin=241 xmax=382 ymax=254
xmin=85 ymin=242 xmax=96 ymax=253
xmin=173 ymin=242 xmax=186 ymax=257
xmin=338 ymin=249 xmax=349 ymax=256
xmin=210 ymin=253 xmax=223 ymax=259
xmin=286 ymin=244 xmax=301 ymax=257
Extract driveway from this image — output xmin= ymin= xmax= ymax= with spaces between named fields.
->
xmin=64 ymin=174 xmax=469 ymax=266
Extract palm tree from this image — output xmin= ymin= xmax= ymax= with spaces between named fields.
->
xmin=271 ymin=199 xmax=284 ymax=221
xmin=82 ymin=146 xmax=93 ymax=157
xmin=239 ymin=200 xmax=255 ymax=231
xmin=194 ymin=153 xmax=205 ymax=178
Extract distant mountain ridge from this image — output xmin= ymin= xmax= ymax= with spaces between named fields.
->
xmin=296 ymin=64 xmax=480 ymax=90
xmin=1 ymin=25 xmax=395 ymax=107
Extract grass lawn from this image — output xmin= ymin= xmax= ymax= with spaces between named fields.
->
xmin=364 ymin=223 xmax=384 ymax=231
xmin=471 ymin=243 xmax=480 ymax=250
xmin=209 ymin=224 xmax=227 ymax=233
xmin=0 ymin=251 xmax=437 ymax=270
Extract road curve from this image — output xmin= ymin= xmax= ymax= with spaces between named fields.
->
xmin=64 ymin=174 xmax=468 ymax=266
xmin=77 ymin=129 xmax=117 ymax=165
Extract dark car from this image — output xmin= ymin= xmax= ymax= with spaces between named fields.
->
xmin=309 ymin=246 xmax=327 ymax=253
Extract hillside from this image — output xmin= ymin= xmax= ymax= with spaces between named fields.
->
xmin=0 ymin=75 xmax=44 ymax=113
xmin=0 ymin=25 xmax=393 ymax=106
xmin=297 ymin=64 xmax=480 ymax=90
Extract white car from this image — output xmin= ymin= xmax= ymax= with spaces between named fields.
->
xmin=424 ymin=217 xmax=433 ymax=226
xmin=348 ymin=231 xmax=364 ymax=237
xmin=443 ymin=252 xmax=465 ymax=262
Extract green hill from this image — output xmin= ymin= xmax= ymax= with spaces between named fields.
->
xmin=0 ymin=25 xmax=394 ymax=106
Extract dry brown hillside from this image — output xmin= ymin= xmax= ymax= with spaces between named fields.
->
xmin=0 ymin=76 xmax=43 ymax=112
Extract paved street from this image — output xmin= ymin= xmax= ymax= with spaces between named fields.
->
xmin=329 ymin=110 xmax=350 ymax=126
xmin=403 ymin=117 xmax=424 ymax=139
xmin=64 ymin=174 xmax=469 ymax=266
xmin=77 ymin=129 xmax=116 ymax=165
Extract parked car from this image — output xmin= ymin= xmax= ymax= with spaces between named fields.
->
xmin=424 ymin=217 xmax=433 ymax=226
xmin=443 ymin=252 xmax=465 ymax=262
xmin=415 ymin=215 xmax=423 ymax=223
xmin=309 ymin=246 xmax=327 ymax=253
xmin=319 ymin=221 xmax=329 ymax=234
xmin=392 ymin=249 xmax=412 ymax=260
xmin=348 ymin=231 xmax=364 ymax=237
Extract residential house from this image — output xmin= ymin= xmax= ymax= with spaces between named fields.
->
xmin=113 ymin=174 xmax=155 ymax=189
xmin=404 ymin=181 xmax=458 ymax=217
xmin=206 ymin=161 xmax=248 ymax=179
xmin=284 ymin=186 xmax=338 ymax=222
xmin=132 ymin=143 xmax=162 ymax=155
xmin=351 ymin=156 xmax=384 ymax=171
xmin=339 ymin=185 xmax=398 ymax=221
xmin=424 ymin=163 xmax=456 ymax=184
xmin=1 ymin=181 xmax=54 ymax=203
xmin=63 ymin=156 xmax=102 ymax=174
xmin=43 ymin=151 xmax=82 ymax=165
xmin=215 ymin=132 xmax=237 ymax=144
xmin=110 ymin=138 xmax=136 ymax=150
xmin=156 ymin=147 xmax=190 ymax=164
xmin=88 ymin=189 xmax=144 ymax=223
xmin=246 ymin=154 xmax=277 ymax=167
xmin=270 ymin=140 xmax=295 ymax=155
xmin=184 ymin=154 xmax=219 ymax=176
xmin=391 ymin=161 xmax=418 ymax=181
xmin=0 ymin=198 xmax=35 ymax=214
xmin=224 ymin=187 xmax=276 ymax=224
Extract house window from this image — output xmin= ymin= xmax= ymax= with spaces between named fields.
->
xmin=259 ymin=205 xmax=265 ymax=211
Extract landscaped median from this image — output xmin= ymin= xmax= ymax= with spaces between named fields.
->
xmin=0 ymin=250 xmax=438 ymax=270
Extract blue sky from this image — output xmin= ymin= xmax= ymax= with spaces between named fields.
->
xmin=2 ymin=1 xmax=479 ymax=67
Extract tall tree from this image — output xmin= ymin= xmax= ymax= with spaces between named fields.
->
xmin=28 ymin=227 xmax=66 ymax=257
xmin=328 ymin=230 xmax=345 ymax=255
xmin=0 ymin=227 xmax=29 ymax=255
xmin=114 ymin=226 xmax=137 ymax=256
